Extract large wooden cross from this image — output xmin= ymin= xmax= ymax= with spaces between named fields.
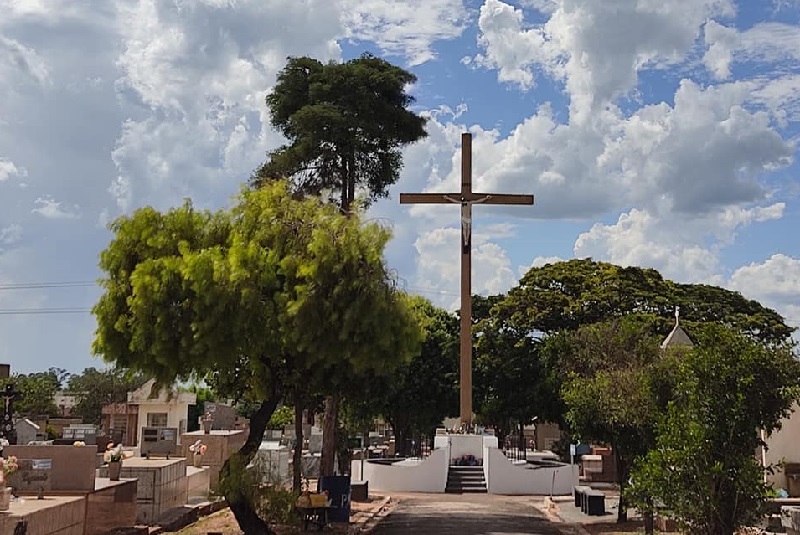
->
xmin=400 ymin=132 xmax=534 ymax=426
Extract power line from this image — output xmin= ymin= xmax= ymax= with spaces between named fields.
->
xmin=0 ymin=308 xmax=92 ymax=315
xmin=0 ymin=281 xmax=96 ymax=290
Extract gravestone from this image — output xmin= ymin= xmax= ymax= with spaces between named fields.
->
xmin=308 ymin=433 xmax=323 ymax=454
xmin=3 ymin=444 xmax=97 ymax=491
xmin=203 ymin=402 xmax=236 ymax=430
xmin=7 ymin=458 xmax=52 ymax=491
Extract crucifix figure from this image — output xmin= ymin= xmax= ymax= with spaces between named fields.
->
xmin=400 ymin=132 xmax=534 ymax=426
xmin=0 ymin=382 xmax=21 ymax=444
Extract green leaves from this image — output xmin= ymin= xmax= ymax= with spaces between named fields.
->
xmin=257 ymin=54 xmax=427 ymax=209
xmin=627 ymin=326 xmax=800 ymax=534
xmin=93 ymin=180 xmax=420 ymax=406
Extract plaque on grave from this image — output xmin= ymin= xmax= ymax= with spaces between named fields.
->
xmin=7 ymin=458 xmax=52 ymax=491
xmin=141 ymin=427 xmax=177 ymax=458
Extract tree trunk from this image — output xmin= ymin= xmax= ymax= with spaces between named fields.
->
xmin=292 ymin=398 xmax=304 ymax=494
xmin=320 ymin=394 xmax=339 ymax=476
xmin=221 ymin=395 xmax=280 ymax=535
xmin=614 ymin=445 xmax=628 ymax=523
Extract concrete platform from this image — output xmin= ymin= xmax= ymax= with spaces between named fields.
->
xmin=0 ymin=495 xmax=86 ymax=535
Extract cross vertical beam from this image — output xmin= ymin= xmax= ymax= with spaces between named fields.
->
xmin=460 ymin=134 xmax=473 ymax=427
xmin=400 ymin=132 xmax=534 ymax=427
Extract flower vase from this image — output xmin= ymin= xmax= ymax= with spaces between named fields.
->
xmin=0 ymin=486 xmax=12 ymax=511
xmin=202 ymin=419 xmax=212 ymax=434
xmin=108 ymin=460 xmax=122 ymax=481
xmin=192 ymin=455 xmax=203 ymax=468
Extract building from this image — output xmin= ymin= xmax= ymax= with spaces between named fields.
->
xmin=101 ymin=379 xmax=196 ymax=449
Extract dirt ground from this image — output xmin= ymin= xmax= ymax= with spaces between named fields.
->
xmin=171 ymin=499 xmax=384 ymax=534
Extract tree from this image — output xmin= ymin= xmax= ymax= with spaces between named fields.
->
xmin=550 ymin=318 xmax=664 ymax=523
xmin=255 ymin=53 xmax=428 ymax=212
xmin=256 ymin=53 xmax=428 ymax=476
xmin=473 ymin=295 xmax=562 ymax=447
xmin=92 ymin=181 xmax=421 ymax=534
xmin=67 ymin=367 xmax=148 ymax=425
xmin=628 ymin=326 xmax=800 ymax=535
xmin=501 ymin=259 xmax=794 ymax=346
xmin=1 ymin=369 xmax=65 ymax=418
xmin=356 ymin=297 xmax=459 ymax=457
xmin=182 ymin=385 xmax=217 ymax=432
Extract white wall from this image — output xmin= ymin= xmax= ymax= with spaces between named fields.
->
xmin=765 ymin=402 xmax=800 ymax=490
xmin=484 ymin=446 xmax=578 ymax=495
xmin=138 ymin=402 xmax=190 ymax=447
xmin=350 ymin=448 xmax=449 ymax=493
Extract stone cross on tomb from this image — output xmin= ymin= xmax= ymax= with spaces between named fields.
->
xmin=0 ymin=382 xmax=21 ymax=444
xmin=400 ymin=132 xmax=534 ymax=426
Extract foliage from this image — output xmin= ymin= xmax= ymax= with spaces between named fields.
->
xmin=627 ymin=325 xmax=800 ymax=535
xmin=182 ymin=385 xmax=217 ymax=432
xmin=256 ymin=54 xmax=427 ymax=211
xmin=92 ymin=181 xmax=420 ymax=534
xmin=0 ymin=369 xmax=65 ymax=417
xmin=267 ymin=405 xmax=293 ymax=430
xmin=67 ymin=367 xmax=148 ymax=425
xmin=349 ymin=296 xmax=458 ymax=456
xmin=473 ymin=294 xmax=561 ymax=440
xmin=501 ymin=258 xmax=794 ymax=346
xmin=548 ymin=318 xmax=665 ymax=522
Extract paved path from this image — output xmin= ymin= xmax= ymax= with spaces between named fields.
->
xmin=371 ymin=493 xmax=563 ymax=535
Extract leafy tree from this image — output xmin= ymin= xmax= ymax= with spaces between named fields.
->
xmin=255 ymin=53 xmax=427 ymax=212
xmin=0 ymin=369 xmax=65 ymax=418
xmin=92 ymin=181 xmax=420 ymax=534
xmin=256 ymin=53 xmax=428 ymax=476
xmin=182 ymin=385 xmax=217 ymax=432
xmin=267 ymin=405 xmax=293 ymax=430
xmin=473 ymin=295 xmax=562 ymax=447
xmin=628 ymin=326 xmax=800 ymax=535
xmin=551 ymin=318 xmax=664 ymax=522
xmin=501 ymin=259 xmax=794 ymax=346
xmin=351 ymin=297 xmax=458 ymax=457
xmin=67 ymin=367 xmax=148 ymax=425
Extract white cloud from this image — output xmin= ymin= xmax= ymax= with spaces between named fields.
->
xmin=110 ymin=0 xmax=344 ymax=213
xmin=704 ymin=20 xmax=800 ymax=80
xmin=0 ymin=35 xmax=49 ymax=87
xmin=574 ymin=203 xmax=785 ymax=284
xmin=729 ymin=254 xmax=800 ymax=327
xmin=474 ymin=0 xmax=735 ymax=120
xmin=0 ymin=158 xmax=26 ymax=182
xmin=31 ymin=196 xmax=81 ymax=220
xmin=342 ymin=0 xmax=468 ymax=65
xmin=0 ymin=224 xmax=22 ymax=246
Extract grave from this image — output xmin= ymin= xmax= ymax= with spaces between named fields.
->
xmin=181 ymin=429 xmax=246 ymax=488
xmin=98 ymin=457 xmax=188 ymax=524
xmin=4 ymin=444 xmax=97 ymax=491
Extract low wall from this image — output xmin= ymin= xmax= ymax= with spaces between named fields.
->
xmin=186 ymin=466 xmax=210 ymax=502
xmin=181 ymin=430 xmax=246 ymax=489
xmin=350 ymin=448 xmax=449 ymax=493
xmin=432 ymin=435 xmax=498 ymax=462
xmin=0 ymin=495 xmax=85 ymax=535
xmin=4 ymin=444 xmax=97 ymax=491
xmin=484 ymin=446 xmax=578 ymax=495
xmin=86 ymin=479 xmax=138 ymax=535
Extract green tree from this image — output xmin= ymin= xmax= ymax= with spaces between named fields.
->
xmin=256 ymin=53 xmax=428 ymax=477
xmin=1 ymin=369 xmax=65 ymax=418
xmin=359 ymin=297 xmax=459 ymax=456
xmin=92 ymin=181 xmax=420 ymax=534
xmin=255 ymin=53 xmax=428 ymax=212
xmin=501 ymin=259 xmax=794 ymax=346
xmin=551 ymin=318 xmax=664 ymax=522
xmin=67 ymin=368 xmax=148 ymax=425
xmin=473 ymin=294 xmax=562 ymax=447
xmin=628 ymin=326 xmax=800 ymax=535
xmin=182 ymin=385 xmax=217 ymax=432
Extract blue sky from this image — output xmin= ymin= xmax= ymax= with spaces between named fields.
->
xmin=1 ymin=0 xmax=799 ymax=374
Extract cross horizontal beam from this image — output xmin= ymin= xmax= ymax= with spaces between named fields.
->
xmin=399 ymin=193 xmax=534 ymax=205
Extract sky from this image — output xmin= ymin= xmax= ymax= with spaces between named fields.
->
xmin=1 ymin=0 xmax=800 ymax=374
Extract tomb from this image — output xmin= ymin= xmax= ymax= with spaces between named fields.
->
xmin=99 ymin=457 xmax=188 ymax=524
xmin=181 ymin=429 xmax=246 ymax=488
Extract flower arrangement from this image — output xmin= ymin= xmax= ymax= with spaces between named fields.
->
xmin=1 ymin=456 xmax=18 ymax=478
xmin=188 ymin=440 xmax=208 ymax=456
xmin=103 ymin=442 xmax=132 ymax=463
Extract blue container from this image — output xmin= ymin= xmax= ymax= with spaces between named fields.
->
xmin=318 ymin=475 xmax=351 ymax=523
